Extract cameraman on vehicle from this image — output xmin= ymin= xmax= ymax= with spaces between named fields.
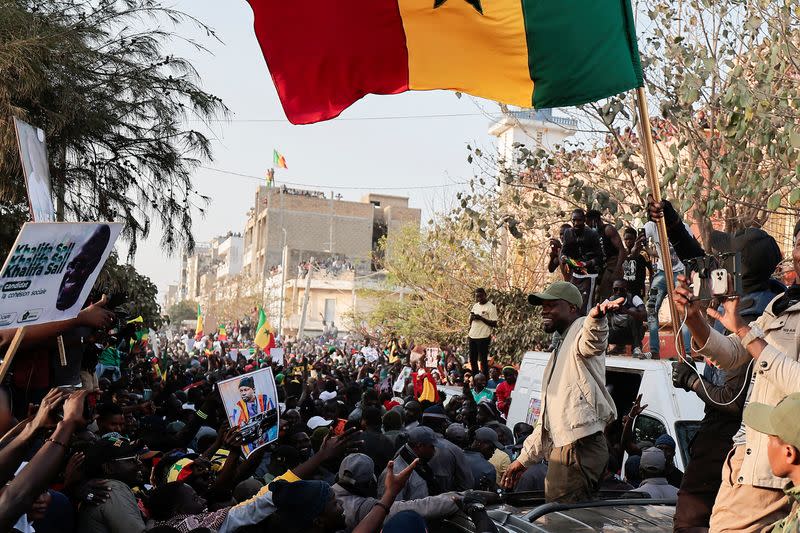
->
xmin=649 ymin=197 xmax=789 ymax=532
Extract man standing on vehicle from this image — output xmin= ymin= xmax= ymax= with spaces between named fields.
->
xmin=468 ymin=288 xmax=498 ymax=376
xmin=501 ymin=281 xmax=621 ymax=503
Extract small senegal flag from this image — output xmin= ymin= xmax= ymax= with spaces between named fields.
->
xmin=218 ymin=325 xmax=228 ymax=341
xmin=248 ymin=0 xmax=643 ymax=124
xmin=273 ymin=149 xmax=288 ymax=169
xmin=195 ymin=304 xmax=204 ymax=340
xmin=254 ymin=307 xmax=276 ymax=351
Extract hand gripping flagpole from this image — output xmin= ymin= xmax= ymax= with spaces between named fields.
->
xmin=634 ymin=86 xmax=686 ymax=360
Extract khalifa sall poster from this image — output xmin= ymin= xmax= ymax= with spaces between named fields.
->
xmin=0 ymin=222 xmax=122 ymax=327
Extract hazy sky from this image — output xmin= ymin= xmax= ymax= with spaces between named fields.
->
xmin=130 ymin=0 xmax=514 ymax=299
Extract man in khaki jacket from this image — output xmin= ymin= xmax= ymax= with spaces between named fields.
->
xmin=672 ymin=227 xmax=800 ymax=532
xmin=502 ymin=281 xmax=621 ymax=503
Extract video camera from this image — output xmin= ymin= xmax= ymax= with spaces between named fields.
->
xmin=684 ymin=253 xmax=742 ymax=302
xmin=238 ymin=408 xmax=278 ymax=444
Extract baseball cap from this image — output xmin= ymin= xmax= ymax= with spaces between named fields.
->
xmin=407 ymin=426 xmax=437 ymax=446
xmin=528 ymin=281 xmax=583 ymax=308
xmin=655 ymin=434 xmax=676 ymax=449
xmin=307 ymin=416 xmax=333 ymax=431
xmin=743 ymin=392 xmax=800 ymax=449
xmin=474 ymin=427 xmax=503 ymax=450
xmin=445 ymin=423 xmax=468 ymax=442
xmin=640 ymin=447 xmax=667 ymax=474
xmin=319 ymin=390 xmax=337 ymax=402
xmin=337 ymin=453 xmax=377 ymax=490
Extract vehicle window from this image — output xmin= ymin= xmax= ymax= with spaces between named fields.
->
xmin=675 ymin=420 xmax=702 ymax=467
xmin=633 ymin=414 xmax=667 ymax=446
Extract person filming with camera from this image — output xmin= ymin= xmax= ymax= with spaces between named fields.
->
xmin=672 ymin=223 xmax=800 ymax=532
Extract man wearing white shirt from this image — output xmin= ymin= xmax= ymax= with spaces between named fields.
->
xmin=468 ymin=288 xmax=498 ymax=375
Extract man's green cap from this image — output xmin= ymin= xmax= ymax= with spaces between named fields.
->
xmin=743 ymin=392 xmax=800 ymax=449
xmin=528 ymin=281 xmax=582 ymax=308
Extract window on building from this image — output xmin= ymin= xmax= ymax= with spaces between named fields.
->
xmin=324 ymin=299 xmax=336 ymax=323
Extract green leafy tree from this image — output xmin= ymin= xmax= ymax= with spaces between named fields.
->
xmin=167 ymin=300 xmax=199 ymax=325
xmin=0 ymin=0 xmax=227 ymax=259
xmin=93 ymin=254 xmax=162 ymax=328
xmin=471 ymin=0 xmax=800 ymax=243
xmin=358 ymin=209 xmax=551 ymax=364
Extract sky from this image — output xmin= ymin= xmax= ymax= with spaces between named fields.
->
xmin=130 ymin=0 xmax=514 ymax=299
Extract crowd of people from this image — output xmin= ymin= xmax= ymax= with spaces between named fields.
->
xmin=0 ymin=197 xmax=798 ymax=532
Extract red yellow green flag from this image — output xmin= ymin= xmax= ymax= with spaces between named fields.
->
xmin=248 ymin=0 xmax=643 ymax=124
xmin=195 ymin=304 xmax=204 ymax=340
xmin=255 ymin=307 xmax=275 ymax=351
xmin=273 ymin=149 xmax=288 ymax=169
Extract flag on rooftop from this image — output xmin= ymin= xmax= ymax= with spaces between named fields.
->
xmin=273 ymin=149 xmax=288 ymax=169
xmin=248 ymin=0 xmax=643 ymax=124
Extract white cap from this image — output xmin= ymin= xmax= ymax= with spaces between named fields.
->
xmin=307 ymin=416 xmax=333 ymax=431
xmin=319 ymin=391 xmax=337 ymax=402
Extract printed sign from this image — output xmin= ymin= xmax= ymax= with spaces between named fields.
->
xmin=0 ymin=222 xmax=122 ymax=327
xmin=424 ymin=347 xmax=440 ymax=369
xmin=526 ymin=397 xmax=542 ymax=426
xmin=269 ymin=347 xmax=285 ymax=364
xmin=218 ymin=367 xmax=280 ymax=457
xmin=14 ymin=118 xmax=54 ymax=222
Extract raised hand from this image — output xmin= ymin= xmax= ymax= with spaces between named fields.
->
xmin=62 ymin=390 xmax=90 ymax=426
xmin=29 ymin=388 xmax=68 ymax=433
xmin=64 ymin=451 xmax=85 ymax=488
xmin=627 ymin=393 xmax=648 ymax=419
xmin=77 ymin=294 xmax=115 ymax=329
xmin=223 ymin=428 xmax=245 ymax=450
xmin=706 ymin=297 xmax=746 ymax=336
xmin=384 ymin=459 xmax=419 ymax=498
xmin=589 ymin=297 xmax=625 ymax=318
xmin=318 ymin=426 xmax=363 ymax=460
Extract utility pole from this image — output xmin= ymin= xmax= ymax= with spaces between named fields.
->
xmin=298 ymin=258 xmax=314 ymax=338
xmin=278 ymin=228 xmax=287 ymax=336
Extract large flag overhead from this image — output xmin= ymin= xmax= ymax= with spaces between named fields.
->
xmin=248 ymin=0 xmax=643 ymax=124
xmin=255 ymin=307 xmax=275 ymax=351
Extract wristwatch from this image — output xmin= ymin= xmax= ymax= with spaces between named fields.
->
xmin=740 ymin=324 xmax=765 ymax=348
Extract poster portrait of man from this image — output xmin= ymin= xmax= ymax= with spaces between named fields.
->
xmin=56 ymin=224 xmax=111 ymax=311
xmin=219 ymin=368 xmax=280 ymax=456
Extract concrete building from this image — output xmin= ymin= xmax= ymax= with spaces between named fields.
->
xmin=180 ymin=242 xmax=213 ymax=301
xmin=214 ymin=233 xmax=244 ymax=279
xmin=173 ymin=185 xmax=421 ymax=336
xmin=163 ymin=284 xmax=179 ymax=311
xmin=244 ymin=187 xmax=421 ymax=336
xmin=489 ymin=108 xmax=578 ymax=173
xmin=242 ymin=186 xmax=421 ymax=279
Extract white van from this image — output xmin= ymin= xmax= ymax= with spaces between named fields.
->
xmin=506 ymin=351 xmax=706 ymax=471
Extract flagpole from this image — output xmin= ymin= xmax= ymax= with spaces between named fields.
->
xmin=0 ymin=327 xmax=27 ymax=383
xmin=634 ymin=86 xmax=686 ymax=360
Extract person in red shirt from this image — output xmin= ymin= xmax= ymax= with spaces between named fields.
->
xmin=495 ymin=367 xmax=517 ymax=418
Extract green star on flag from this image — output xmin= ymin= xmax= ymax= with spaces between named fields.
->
xmin=434 ymin=0 xmax=483 ymax=15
